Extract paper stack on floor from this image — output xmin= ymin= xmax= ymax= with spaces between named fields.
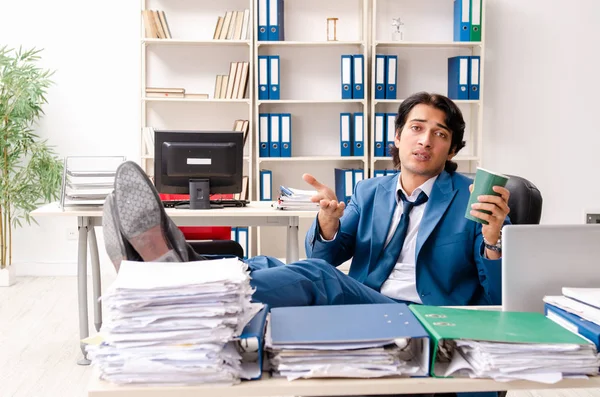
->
xmin=274 ymin=186 xmax=320 ymax=211
xmin=85 ymin=258 xmax=262 ymax=385
xmin=410 ymin=305 xmax=600 ymax=383
xmin=266 ymin=303 xmax=430 ymax=380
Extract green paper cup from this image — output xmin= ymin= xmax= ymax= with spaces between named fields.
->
xmin=465 ymin=168 xmax=509 ymax=225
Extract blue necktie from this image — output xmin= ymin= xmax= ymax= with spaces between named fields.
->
xmin=365 ymin=190 xmax=429 ymax=291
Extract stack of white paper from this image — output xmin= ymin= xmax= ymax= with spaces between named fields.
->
xmin=265 ymin=315 xmax=426 ymax=381
xmin=86 ymin=258 xmax=262 ymax=385
xmin=267 ymin=343 xmax=423 ymax=380
xmin=444 ymin=340 xmax=600 ymax=383
xmin=274 ymin=186 xmax=320 ymax=211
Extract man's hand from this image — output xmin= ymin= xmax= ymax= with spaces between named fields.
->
xmin=303 ymin=173 xmax=345 ymax=240
xmin=469 ymin=184 xmax=510 ymax=259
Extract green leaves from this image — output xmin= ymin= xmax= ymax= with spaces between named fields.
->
xmin=0 ymin=46 xmax=63 ymax=268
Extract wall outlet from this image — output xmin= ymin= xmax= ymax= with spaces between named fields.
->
xmin=586 ymin=213 xmax=600 ymax=224
xmin=66 ymin=228 xmax=78 ymax=240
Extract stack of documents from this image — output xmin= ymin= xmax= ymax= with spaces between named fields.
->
xmin=544 ymin=287 xmax=600 ymax=350
xmin=266 ymin=303 xmax=430 ymax=380
xmin=410 ymin=305 xmax=600 ymax=383
xmin=274 ymin=186 xmax=320 ymax=211
xmin=86 ymin=258 xmax=263 ymax=385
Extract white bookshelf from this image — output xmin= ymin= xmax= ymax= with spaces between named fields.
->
xmin=140 ymin=0 xmax=255 ymax=256
xmin=370 ymin=0 xmax=486 ymax=176
xmin=253 ymin=0 xmax=369 ymax=259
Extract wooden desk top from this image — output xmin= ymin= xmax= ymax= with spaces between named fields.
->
xmin=88 ymin=372 xmax=600 ymax=397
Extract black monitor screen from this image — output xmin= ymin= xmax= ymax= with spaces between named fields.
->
xmin=154 ymin=130 xmax=243 ymax=195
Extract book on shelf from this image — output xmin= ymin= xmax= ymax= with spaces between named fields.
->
xmin=145 ymin=87 xmax=186 ymax=98
xmin=233 ymin=119 xmax=250 ymax=145
xmin=185 ymin=93 xmax=209 ymax=99
xmin=213 ymin=10 xmax=250 ymax=40
xmin=214 ymin=62 xmax=249 ymax=99
xmin=142 ymin=10 xmax=172 ymax=39
xmin=234 ymin=176 xmax=249 ymax=201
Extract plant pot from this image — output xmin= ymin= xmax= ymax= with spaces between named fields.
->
xmin=0 ymin=265 xmax=16 ymax=287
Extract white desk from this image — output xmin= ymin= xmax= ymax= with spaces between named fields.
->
xmin=30 ymin=202 xmax=317 ymax=365
xmin=88 ymin=371 xmax=600 ymax=397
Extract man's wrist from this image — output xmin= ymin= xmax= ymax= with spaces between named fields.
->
xmin=317 ymin=214 xmax=340 ymax=240
xmin=483 ymin=230 xmax=502 ymax=252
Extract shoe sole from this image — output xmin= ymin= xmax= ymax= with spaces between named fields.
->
xmin=114 ymin=162 xmax=181 ymax=262
xmin=102 ymin=193 xmax=126 ymax=271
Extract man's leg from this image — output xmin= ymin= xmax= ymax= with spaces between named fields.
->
xmin=247 ymin=256 xmax=401 ymax=307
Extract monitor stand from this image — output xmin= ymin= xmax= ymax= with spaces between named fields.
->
xmin=188 ymin=178 xmax=223 ymax=209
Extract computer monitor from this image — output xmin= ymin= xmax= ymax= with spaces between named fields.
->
xmin=154 ymin=130 xmax=243 ymax=209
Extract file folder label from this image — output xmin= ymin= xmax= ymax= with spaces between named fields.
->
xmin=353 ymin=55 xmax=364 ymax=99
xmin=258 ymin=0 xmax=269 ymax=41
xmin=341 ymin=55 xmax=353 ymax=99
xmin=280 ymin=113 xmax=291 ymax=157
xmin=469 ymin=56 xmax=480 ymax=100
xmin=259 ymin=114 xmax=270 ymax=157
xmin=353 ymin=113 xmax=364 ymax=157
xmin=386 ymin=55 xmax=397 ymax=99
xmin=258 ymin=56 xmax=269 ymax=100
xmin=269 ymin=113 xmax=281 ymax=157
xmin=340 ymin=113 xmax=351 ymax=156
xmin=375 ymin=55 xmax=386 ymax=100
xmin=269 ymin=56 xmax=280 ymax=100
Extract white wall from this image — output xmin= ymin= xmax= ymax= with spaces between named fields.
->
xmin=482 ymin=0 xmax=600 ymax=224
xmin=3 ymin=0 xmax=599 ymax=275
xmin=1 ymin=1 xmax=141 ymax=276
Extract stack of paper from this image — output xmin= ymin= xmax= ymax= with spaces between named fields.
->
xmin=266 ymin=303 xmax=430 ymax=380
xmin=274 ymin=186 xmax=320 ymax=211
xmin=86 ymin=258 xmax=263 ymax=385
xmin=544 ymin=287 xmax=600 ymax=350
xmin=410 ymin=305 xmax=600 ymax=383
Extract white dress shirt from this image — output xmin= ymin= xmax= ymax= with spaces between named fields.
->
xmin=379 ymin=175 xmax=438 ymax=303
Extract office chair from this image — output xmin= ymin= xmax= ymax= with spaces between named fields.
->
xmin=462 ymin=173 xmax=543 ymax=224
xmin=180 ymin=226 xmax=245 ymax=259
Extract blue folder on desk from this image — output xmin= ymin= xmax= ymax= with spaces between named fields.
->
xmin=270 ymin=303 xmax=430 ymax=376
xmin=237 ymin=305 xmax=269 ymax=380
xmin=545 ymin=303 xmax=600 ymax=350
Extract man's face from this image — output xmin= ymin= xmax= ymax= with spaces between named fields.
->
xmin=395 ymin=104 xmax=455 ymax=179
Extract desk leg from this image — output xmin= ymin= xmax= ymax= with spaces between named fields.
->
xmin=88 ymin=226 xmax=102 ymax=332
xmin=286 ymin=217 xmax=300 ymax=264
xmin=77 ymin=217 xmax=91 ymax=366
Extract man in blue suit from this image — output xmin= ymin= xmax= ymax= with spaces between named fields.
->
xmin=103 ymin=91 xmax=510 ymax=309
xmin=302 ymin=91 xmax=511 ymax=306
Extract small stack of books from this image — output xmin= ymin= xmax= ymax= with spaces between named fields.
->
xmin=214 ymin=62 xmax=249 ymax=99
xmin=142 ymin=10 xmax=172 ymax=39
xmin=213 ymin=10 xmax=251 ymax=40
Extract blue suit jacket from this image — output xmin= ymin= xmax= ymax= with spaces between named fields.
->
xmin=305 ymin=170 xmax=510 ymax=306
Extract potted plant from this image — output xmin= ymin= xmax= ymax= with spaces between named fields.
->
xmin=0 ymin=46 xmax=63 ymax=286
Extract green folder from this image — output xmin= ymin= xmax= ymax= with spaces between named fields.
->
xmin=470 ymin=0 xmax=482 ymax=42
xmin=409 ymin=305 xmax=592 ymax=378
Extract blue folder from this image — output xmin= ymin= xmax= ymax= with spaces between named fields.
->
xmin=545 ymin=303 xmax=600 ymax=350
xmin=237 ymin=305 xmax=269 ymax=380
xmin=268 ymin=0 xmax=285 ymax=41
xmin=270 ymin=303 xmax=430 ymax=376
xmin=448 ymin=56 xmax=470 ymax=100
xmin=453 ymin=0 xmax=471 ymax=42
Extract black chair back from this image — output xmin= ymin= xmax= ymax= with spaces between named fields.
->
xmin=461 ymin=173 xmax=543 ymax=224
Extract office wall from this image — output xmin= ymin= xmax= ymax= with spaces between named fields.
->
xmin=482 ymin=0 xmax=600 ymax=224
xmin=2 ymin=0 xmax=599 ymax=275
xmin=1 ymin=0 xmax=141 ymax=276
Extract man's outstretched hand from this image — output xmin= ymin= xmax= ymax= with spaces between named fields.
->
xmin=303 ymin=173 xmax=345 ymax=240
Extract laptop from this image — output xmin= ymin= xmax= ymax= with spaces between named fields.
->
xmin=502 ymin=224 xmax=600 ymax=313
